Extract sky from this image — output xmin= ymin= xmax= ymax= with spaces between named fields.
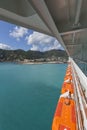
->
xmin=0 ymin=20 xmax=63 ymax=51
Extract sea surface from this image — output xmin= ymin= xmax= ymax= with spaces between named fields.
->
xmin=0 ymin=63 xmax=67 ymax=130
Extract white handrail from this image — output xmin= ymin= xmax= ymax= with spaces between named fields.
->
xmin=70 ymin=57 xmax=87 ymax=130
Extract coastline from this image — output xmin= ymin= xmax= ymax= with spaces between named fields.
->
xmin=0 ymin=60 xmax=68 ymax=65
xmin=19 ymin=61 xmax=67 ymax=65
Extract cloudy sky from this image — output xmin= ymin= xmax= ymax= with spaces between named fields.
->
xmin=0 ymin=20 xmax=63 ymax=51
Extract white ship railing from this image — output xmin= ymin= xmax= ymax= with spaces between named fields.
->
xmin=70 ymin=57 xmax=87 ymax=130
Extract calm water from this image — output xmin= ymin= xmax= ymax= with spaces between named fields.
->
xmin=0 ymin=63 xmax=67 ymax=130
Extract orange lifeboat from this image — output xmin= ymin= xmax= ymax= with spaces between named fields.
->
xmin=52 ymin=97 xmax=77 ymax=130
xmin=64 ymin=75 xmax=72 ymax=80
xmin=61 ymin=82 xmax=74 ymax=94
xmin=52 ymin=64 xmax=77 ymax=130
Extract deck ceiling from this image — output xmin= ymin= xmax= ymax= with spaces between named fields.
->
xmin=0 ymin=0 xmax=87 ymax=62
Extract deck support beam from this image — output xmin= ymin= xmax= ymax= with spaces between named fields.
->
xmin=74 ymin=0 xmax=82 ymax=25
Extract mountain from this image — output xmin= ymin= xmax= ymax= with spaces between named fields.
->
xmin=0 ymin=49 xmax=68 ymax=63
xmin=43 ymin=49 xmax=68 ymax=58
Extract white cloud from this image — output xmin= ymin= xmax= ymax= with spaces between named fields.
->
xmin=9 ymin=26 xmax=28 ymax=41
xmin=30 ymin=45 xmax=39 ymax=51
xmin=26 ymin=32 xmax=63 ymax=51
xmin=0 ymin=43 xmax=12 ymax=50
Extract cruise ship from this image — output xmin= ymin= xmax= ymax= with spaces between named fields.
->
xmin=0 ymin=0 xmax=87 ymax=129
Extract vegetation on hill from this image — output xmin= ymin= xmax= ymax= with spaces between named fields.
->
xmin=0 ymin=49 xmax=68 ymax=63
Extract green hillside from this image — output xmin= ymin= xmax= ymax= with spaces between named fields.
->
xmin=0 ymin=49 xmax=68 ymax=63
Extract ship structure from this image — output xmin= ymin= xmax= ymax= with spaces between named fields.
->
xmin=0 ymin=0 xmax=87 ymax=129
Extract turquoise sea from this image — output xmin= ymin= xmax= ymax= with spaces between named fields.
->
xmin=0 ymin=63 xmax=67 ymax=130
